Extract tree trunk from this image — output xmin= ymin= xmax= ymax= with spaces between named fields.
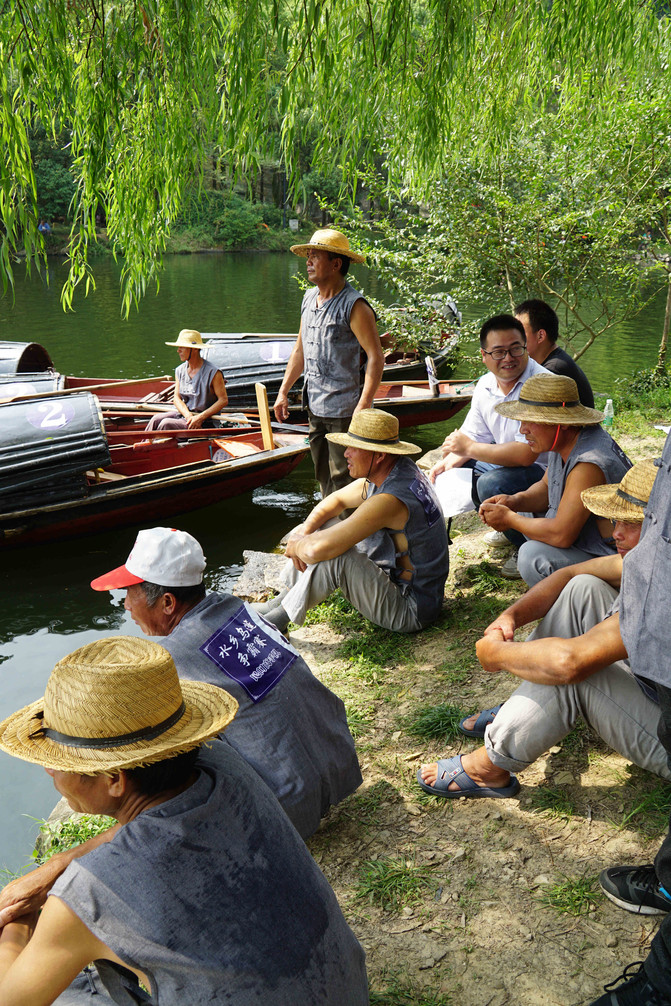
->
xmin=656 ymin=269 xmax=671 ymax=374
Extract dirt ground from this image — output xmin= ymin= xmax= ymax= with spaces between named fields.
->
xmin=286 ymin=430 xmax=670 ymax=1005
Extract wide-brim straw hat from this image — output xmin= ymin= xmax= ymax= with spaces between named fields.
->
xmin=165 ymin=329 xmax=205 ymax=349
xmin=290 ymin=228 xmax=365 ymax=264
xmin=581 ymin=459 xmax=658 ymax=522
xmin=326 ymin=408 xmax=420 ymax=455
xmin=495 ymin=374 xmax=604 ymax=425
xmin=0 ymin=637 xmax=238 ymax=775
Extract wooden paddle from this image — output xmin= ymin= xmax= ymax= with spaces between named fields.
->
xmin=255 ymin=383 xmax=275 ymax=451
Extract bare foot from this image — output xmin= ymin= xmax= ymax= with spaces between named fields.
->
xmin=419 ymin=748 xmax=511 ymax=792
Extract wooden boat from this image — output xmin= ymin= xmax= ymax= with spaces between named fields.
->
xmin=199 ymin=330 xmax=459 ymax=408
xmin=0 ymin=392 xmax=309 ymax=549
xmin=0 ymin=341 xmax=473 ymax=431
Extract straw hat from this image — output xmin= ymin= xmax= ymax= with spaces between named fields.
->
xmin=581 ymin=459 xmax=658 ymax=522
xmin=326 ymin=409 xmax=420 ymax=455
xmin=165 ymin=329 xmax=205 ymax=349
xmin=495 ymin=374 xmax=604 ymax=425
xmin=0 ymin=637 xmax=238 ymax=775
xmin=290 ymin=228 xmax=365 ymax=264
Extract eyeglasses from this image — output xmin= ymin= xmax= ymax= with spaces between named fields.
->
xmin=482 ymin=344 xmax=527 ymax=361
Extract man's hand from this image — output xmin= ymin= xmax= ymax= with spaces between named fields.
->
xmin=273 ymin=393 xmax=290 ymax=423
xmin=285 ymin=530 xmax=308 ymax=572
xmin=483 ymin=611 xmax=517 ymax=641
xmin=475 ymin=631 xmax=506 ymax=672
xmin=429 ymin=459 xmax=446 ymax=483
xmin=479 ymin=501 xmax=513 ymax=530
xmin=186 ymin=413 xmax=205 ymax=429
xmin=440 ymin=430 xmax=473 ymax=458
xmin=0 ymin=856 xmax=68 ymax=930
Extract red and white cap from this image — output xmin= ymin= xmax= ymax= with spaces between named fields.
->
xmin=90 ymin=527 xmax=206 ymax=591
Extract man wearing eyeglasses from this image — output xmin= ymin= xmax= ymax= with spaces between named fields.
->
xmin=430 ymin=314 xmax=551 ymax=528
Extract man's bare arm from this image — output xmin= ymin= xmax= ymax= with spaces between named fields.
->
xmin=476 ymin=613 xmax=626 ymax=686
xmin=441 ymin=430 xmax=537 ymax=467
xmin=291 ymin=493 xmax=408 ymax=565
xmin=350 ymin=300 xmax=383 ymax=413
xmin=0 ymin=825 xmax=120 ymax=929
xmin=273 ymin=327 xmax=304 ymax=422
xmin=483 ymin=554 xmax=624 ymax=640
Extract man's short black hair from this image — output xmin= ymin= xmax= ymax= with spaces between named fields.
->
xmin=140 ymin=581 xmax=206 ymax=608
xmin=327 ymin=251 xmax=350 ymax=276
xmin=514 ymin=299 xmax=559 ymax=343
xmin=479 ymin=314 xmax=526 ymax=348
xmin=125 ymin=747 xmax=201 ymax=796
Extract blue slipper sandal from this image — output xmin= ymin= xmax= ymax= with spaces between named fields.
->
xmin=416 ymin=754 xmax=520 ymax=800
xmin=458 ymin=704 xmax=503 ymax=738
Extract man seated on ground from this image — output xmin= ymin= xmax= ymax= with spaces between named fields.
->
xmin=514 ymin=298 xmax=594 ymax=407
xmin=480 ymin=373 xmax=631 ymax=583
xmin=417 ymin=461 xmax=663 ymax=800
xmin=89 ymin=526 xmax=361 ymax=840
xmin=0 ymin=636 xmax=369 ymax=1005
xmin=256 ymin=409 xmax=448 ymax=636
xmin=429 ymin=314 xmax=551 ymax=531
xmin=146 ymin=329 xmax=228 ymax=431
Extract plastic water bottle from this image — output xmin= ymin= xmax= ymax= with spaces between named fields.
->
xmin=603 ymin=399 xmax=614 ymax=427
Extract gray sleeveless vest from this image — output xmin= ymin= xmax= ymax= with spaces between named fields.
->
xmin=51 ymin=743 xmax=369 ymax=1006
xmin=364 ymin=456 xmax=449 ymax=626
xmin=301 ymin=281 xmax=369 ymax=417
xmin=175 ymin=358 xmax=221 ymax=412
xmin=160 ymin=592 xmax=361 ymax=838
xmin=546 ymin=425 xmax=631 ymax=556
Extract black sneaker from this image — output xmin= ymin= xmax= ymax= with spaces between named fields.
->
xmin=589 ymin=962 xmax=671 ymax=1005
xmin=599 ymin=865 xmax=671 ymax=916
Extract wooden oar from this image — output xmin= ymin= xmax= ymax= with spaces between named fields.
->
xmin=255 ymin=383 xmax=275 ymax=451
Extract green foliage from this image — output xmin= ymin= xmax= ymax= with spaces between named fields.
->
xmin=536 ymin=874 xmax=599 ymax=916
xmin=613 ymin=367 xmax=671 ymax=410
xmin=355 ymin=856 xmax=435 ymax=912
xmin=402 ymin=703 xmax=466 ymax=742
xmin=34 ymin=815 xmax=115 ymax=864
xmin=303 ymin=589 xmax=361 ymax=631
xmin=528 ymin=786 xmax=575 ymax=820
xmin=370 ymin=972 xmax=453 ymax=1006
xmin=33 ymin=160 xmax=76 ymax=221
xmin=616 ymin=779 xmax=671 ymax=837
xmin=2 ymin=1 xmax=670 ymax=311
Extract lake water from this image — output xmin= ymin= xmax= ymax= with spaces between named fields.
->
xmin=0 ymin=252 xmax=667 ymax=872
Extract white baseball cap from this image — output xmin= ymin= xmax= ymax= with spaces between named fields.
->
xmin=90 ymin=527 xmax=206 ymax=590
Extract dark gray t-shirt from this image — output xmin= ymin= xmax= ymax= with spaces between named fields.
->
xmin=161 ymin=592 xmax=361 ymax=838
xmin=542 ymin=347 xmax=594 ymax=408
xmin=51 ymin=742 xmax=369 ymax=1006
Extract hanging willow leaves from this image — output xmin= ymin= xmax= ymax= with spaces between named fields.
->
xmin=1 ymin=0 xmax=668 ymax=312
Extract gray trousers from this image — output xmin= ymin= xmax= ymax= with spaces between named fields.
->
xmin=485 ymin=575 xmax=670 ymax=780
xmin=307 ymin=411 xmax=352 ymax=499
xmin=281 ymin=548 xmax=423 ymax=633
xmin=517 ymin=539 xmax=604 ymax=587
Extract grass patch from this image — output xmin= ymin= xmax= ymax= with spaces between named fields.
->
xmin=370 ymin=972 xmax=453 ymax=1005
xmin=529 ymin=786 xmax=575 ymax=820
xmin=339 ymin=626 xmax=414 ymax=684
xmin=303 ymin=590 xmax=364 ymax=632
xmin=402 ymin=703 xmax=466 ymax=742
xmin=35 ymin=814 xmax=116 ymax=864
xmin=342 ymin=781 xmax=401 ymax=826
xmin=355 ymin=856 xmax=436 ymax=912
xmin=616 ymin=779 xmax=671 ymax=837
xmin=536 ymin=874 xmax=599 ymax=916
xmin=346 ymin=702 xmax=375 ymax=738
xmin=460 ymin=560 xmax=517 ymax=596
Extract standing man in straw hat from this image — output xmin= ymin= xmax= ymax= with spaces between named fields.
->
xmin=89 ymin=526 xmax=362 ymax=841
xmin=418 ymin=460 xmax=666 ymax=801
xmin=0 ymin=637 xmax=368 ymax=1005
xmin=255 ymin=409 xmax=448 ymax=635
xmin=274 ymin=228 xmax=384 ymax=497
xmin=146 ymin=328 xmax=228 ymax=431
xmin=480 ymin=373 xmax=631 ymax=583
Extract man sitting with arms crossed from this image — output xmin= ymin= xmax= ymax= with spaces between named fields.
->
xmin=257 ymin=409 xmax=448 ymax=636
xmin=417 ymin=461 xmax=664 ymax=799
xmin=0 ymin=636 xmax=369 ymax=1005
xmin=89 ymin=526 xmax=362 ymax=840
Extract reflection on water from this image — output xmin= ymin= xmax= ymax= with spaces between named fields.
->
xmin=0 ymin=253 xmax=668 ymax=871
